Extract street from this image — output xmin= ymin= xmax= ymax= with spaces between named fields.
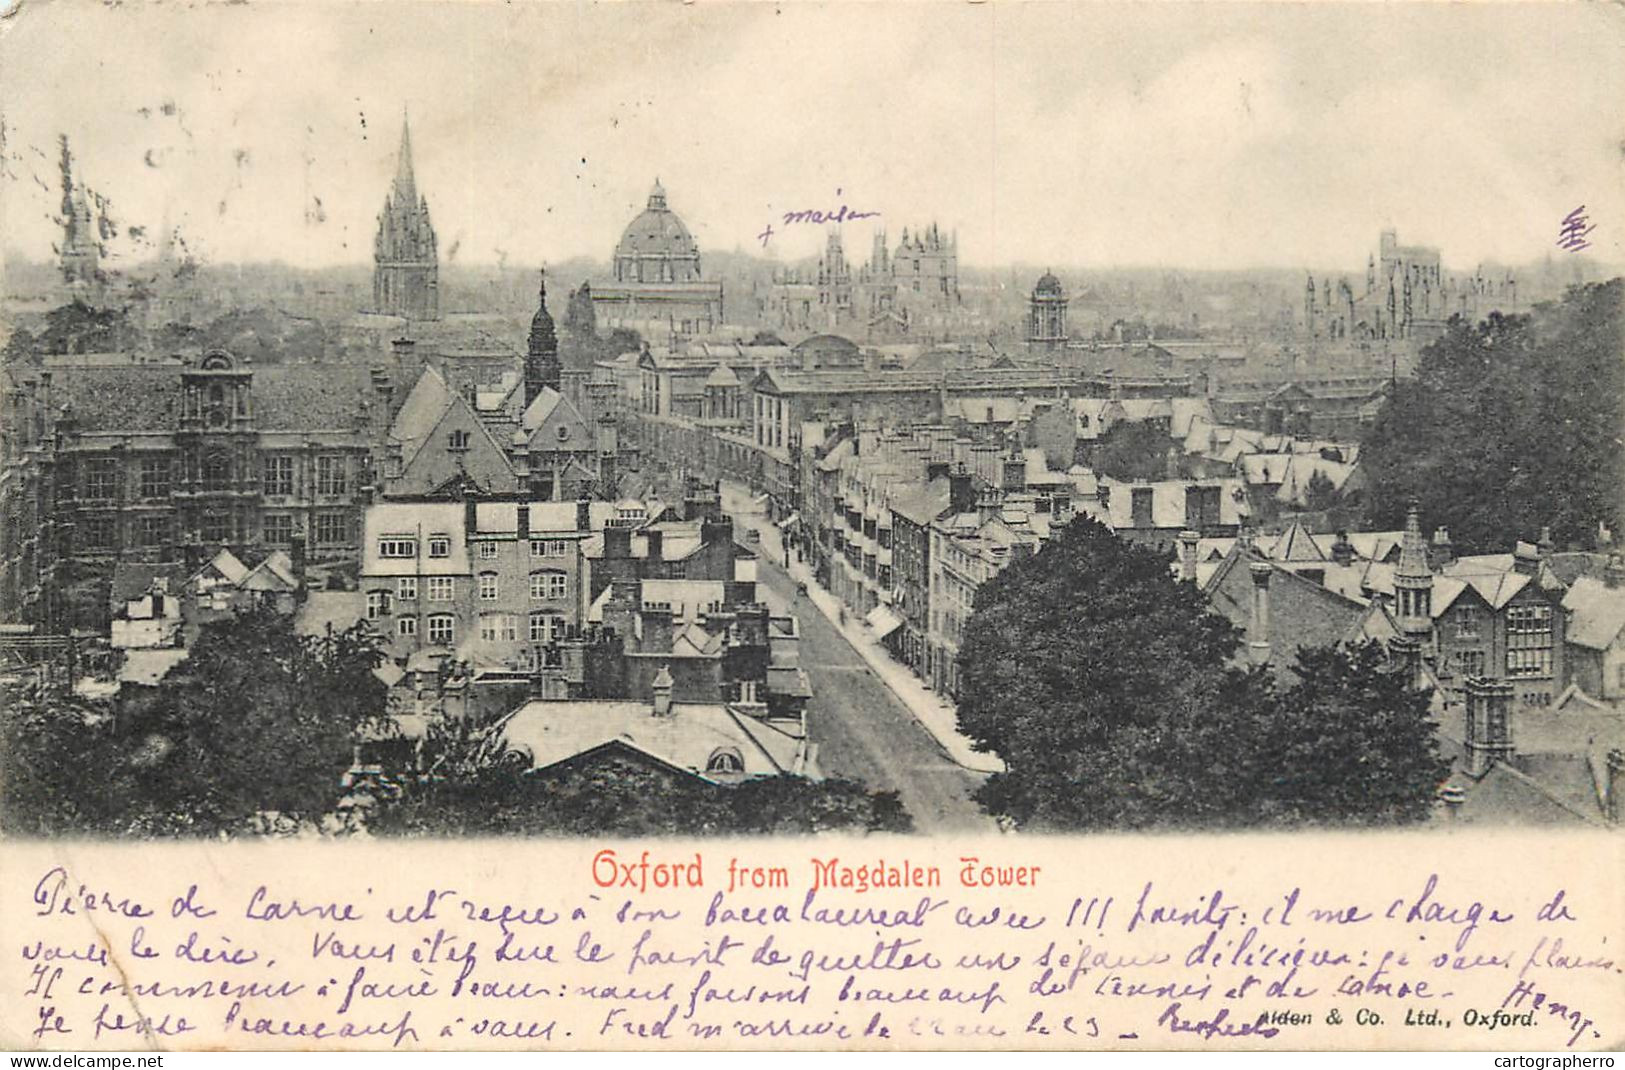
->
xmin=724 ymin=487 xmax=997 ymax=834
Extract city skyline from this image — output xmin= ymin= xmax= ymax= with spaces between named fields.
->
xmin=2 ymin=3 xmax=1622 ymax=276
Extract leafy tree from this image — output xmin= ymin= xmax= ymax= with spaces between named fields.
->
xmin=1303 ymin=469 xmax=1339 ymax=513
xmin=1360 ymin=280 xmax=1623 ymax=552
xmin=0 ymin=608 xmax=388 ymax=837
xmin=1091 ymin=420 xmax=1177 ymax=481
xmin=957 ymin=517 xmax=1445 ymax=830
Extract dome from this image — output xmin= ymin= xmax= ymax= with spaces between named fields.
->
xmin=1034 ymin=270 xmax=1065 ymax=297
xmin=613 ymin=179 xmax=701 ymax=282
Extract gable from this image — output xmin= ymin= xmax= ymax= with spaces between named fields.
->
xmin=396 ymin=395 xmax=518 ymax=496
xmin=527 ymin=390 xmax=592 ymax=452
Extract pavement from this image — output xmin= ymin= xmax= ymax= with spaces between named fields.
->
xmin=721 ymin=482 xmax=1002 ymax=834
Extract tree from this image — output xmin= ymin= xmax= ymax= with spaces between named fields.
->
xmin=0 ymin=608 xmax=388 ymax=837
xmin=957 ymin=517 xmax=1445 ymax=830
xmin=1091 ymin=421 xmax=1177 ymax=481
xmin=1303 ymin=469 xmax=1339 ymax=513
xmin=1360 ymin=280 xmax=1623 ymax=552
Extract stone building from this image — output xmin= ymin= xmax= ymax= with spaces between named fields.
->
xmin=1026 ymin=271 xmax=1069 ymax=353
xmin=591 ymin=180 xmax=724 ymax=342
xmin=373 ymin=115 xmax=439 ymax=320
xmin=0 ymin=350 xmax=390 ymax=630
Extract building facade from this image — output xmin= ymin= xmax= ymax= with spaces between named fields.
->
xmin=0 ymin=351 xmax=389 ymax=630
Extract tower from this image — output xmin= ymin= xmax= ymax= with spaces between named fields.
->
xmin=1026 ymin=271 xmax=1068 ymax=352
xmin=526 ymin=270 xmax=560 ymax=407
xmin=373 ymin=113 xmax=439 ymax=319
xmin=58 ymin=136 xmax=100 ymax=288
xmin=1390 ymin=500 xmax=1434 ymax=685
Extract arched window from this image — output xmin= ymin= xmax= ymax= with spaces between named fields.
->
xmin=202 ymin=452 xmax=232 ymax=491
xmin=706 ymin=748 xmax=745 ymax=775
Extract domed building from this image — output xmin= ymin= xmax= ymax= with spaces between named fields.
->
xmin=1026 ymin=269 xmax=1069 ymax=353
xmin=592 ymin=179 xmax=723 ymax=343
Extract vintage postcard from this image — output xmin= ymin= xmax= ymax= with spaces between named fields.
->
xmin=1 ymin=0 xmax=1621 ymax=1053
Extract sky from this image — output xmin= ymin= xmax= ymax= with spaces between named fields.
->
xmin=2 ymin=1 xmax=1622 ymax=275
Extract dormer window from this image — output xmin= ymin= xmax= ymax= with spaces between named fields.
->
xmin=706 ymin=748 xmax=745 ymax=775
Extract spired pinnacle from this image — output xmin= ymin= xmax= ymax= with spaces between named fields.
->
xmin=393 ymin=110 xmax=417 ymax=205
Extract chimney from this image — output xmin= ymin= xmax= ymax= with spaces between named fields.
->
xmin=1331 ymin=530 xmax=1355 ymax=567
xmin=1131 ymin=485 xmax=1154 ymax=530
xmin=289 ymin=533 xmax=307 ymax=594
xmin=1513 ymin=541 xmax=1540 ymax=577
xmin=1247 ymin=561 xmax=1273 ymax=666
xmin=1606 ymin=553 xmax=1625 ymax=590
xmin=651 ymin=664 xmax=674 ymax=717
xmin=1538 ymin=525 xmax=1554 ymax=557
xmin=1429 ymin=527 xmax=1454 ymax=570
xmin=646 ymin=528 xmax=664 ymax=562
xmin=463 ymin=487 xmax=478 ymax=539
xmin=948 ymin=466 xmax=975 ymax=515
xmin=1178 ymin=530 xmax=1199 ymax=583
xmin=516 ymin=503 xmax=531 ymax=543
xmin=576 ymin=495 xmax=591 ymax=533
xmin=605 ymin=525 xmax=632 ymax=560
xmin=641 ymin=604 xmax=674 ymax=653
xmin=1464 ymin=675 xmax=1515 ymax=778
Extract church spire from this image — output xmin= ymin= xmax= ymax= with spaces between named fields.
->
xmin=393 ymin=110 xmax=417 ymax=206
xmin=526 ymin=267 xmax=560 ymax=407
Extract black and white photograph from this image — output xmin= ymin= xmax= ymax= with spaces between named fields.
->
xmin=1 ymin=0 xmax=1621 ymax=845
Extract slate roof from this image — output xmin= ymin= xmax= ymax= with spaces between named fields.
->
xmin=47 ymin=361 xmax=386 ymax=433
xmin=501 ymin=699 xmax=804 ymax=782
xmin=1563 ymin=577 xmax=1625 ymax=650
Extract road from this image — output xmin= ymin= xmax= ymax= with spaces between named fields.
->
xmin=727 ymin=490 xmax=996 ymax=834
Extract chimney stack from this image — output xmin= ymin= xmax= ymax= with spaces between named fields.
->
xmin=1178 ymin=530 xmax=1199 ymax=583
xmin=651 ymin=664 xmax=674 ymax=717
xmin=1605 ymin=553 xmax=1625 ymax=590
xmin=1247 ymin=561 xmax=1273 ymax=666
xmin=517 ymin=503 xmax=531 ymax=543
xmin=1330 ymin=530 xmax=1355 ymax=567
xmin=646 ymin=528 xmax=664 ymax=562
xmin=576 ymin=495 xmax=591 ymax=533
xmin=463 ymin=487 xmax=478 ymax=540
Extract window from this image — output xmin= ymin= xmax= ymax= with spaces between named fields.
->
xmin=1458 ymin=650 xmax=1485 ymax=678
xmin=479 ymin=613 xmax=518 ymax=643
xmin=706 ymin=748 xmax=745 ymax=774
xmin=478 ymin=541 xmax=499 ymax=560
xmin=262 ymin=514 xmax=294 ymax=546
xmin=262 ymin=456 xmax=294 ymax=496
xmin=315 ymin=455 xmax=348 ymax=496
xmin=529 ymin=611 xmax=564 ymax=643
xmin=397 ymin=617 xmax=417 ymax=638
xmin=426 ymin=614 xmax=455 ymax=645
xmin=84 ymin=458 xmax=117 ymax=501
xmin=531 ymin=539 xmax=569 ymax=558
xmin=378 ymin=537 xmax=417 ymax=559
xmin=478 ymin=572 xmax=499 ymax=600
xmin=201 ymin=512 xmax=231 ymax=545
xmin=135 ymin=514 xmax=170 ymax=548
xmin=202 ymin=452 xmax=232 ymax=492
xmin=366 ymin=591 xmax=391 ymax=620
xmin=397 ymin=577 xmax=418 ymax=601
xmin=313 ymin=512 xmax=350 ymax=547
xmin=531 ymin=571 xmax=567 ymax=600
xmin=1506 ymin=603 xmax=1553 ymax=678
xmin=427 ymin=576 xmax=455 ymax=601
xmin=428 ymin=535 xmax=451 ymax=558
xmin=448 ymin=430 xmax=470 ymax=452
xmin=1455 ymin=606 xmax=1481 ymax=640
xmin=139 ymin=459 xmax=171 ymax=499
xmin=80 ymin=515 xmax=115 ymax=550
